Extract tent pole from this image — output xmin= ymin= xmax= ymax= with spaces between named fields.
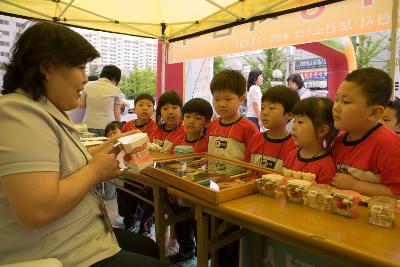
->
xmin=161 ymin=23 xmax=167 ymax=95
xmin=389 ymin=0 xmax=399 ymax=88
xmin=161 ymin=39 xmax=166 ymax=95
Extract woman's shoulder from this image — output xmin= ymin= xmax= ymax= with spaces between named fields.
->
xmin=249 ymin=84 xmax=261 ymax=92
xmin=0 ymin=92 xmax=44 ymax=113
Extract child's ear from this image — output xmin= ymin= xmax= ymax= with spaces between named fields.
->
xmin=285 ymin=112 xmax=293 ymax=121
xmin=239 ymin=94 xmax=246 ymax=105
xmin=368 ymin=105 xmax=385 ymax=122
xmin=395 ymin=122 xmax=400 ymax=133
xmin=205 ymin=120 xmax=211 ymax=128
xmin=317 ymin=124 xmax=329 ymax=139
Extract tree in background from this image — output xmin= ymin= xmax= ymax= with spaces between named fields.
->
xmin=245 ymin=48 xmax=286 ymax=91
xmin=352 ymin=34 xmax=390 ymax=70
xmin=213 ymin=56 xmax=227 ymax=75
xmin=119 ymin=66 xmax=156 ymax=99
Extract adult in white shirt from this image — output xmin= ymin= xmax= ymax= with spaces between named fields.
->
xmin=80 ymin=65 xmax=123 ymax=136
xmin=246 ymin=68 xmax=263 ymax=129
xmin=287 ymin=73 xmax=312 ymax=99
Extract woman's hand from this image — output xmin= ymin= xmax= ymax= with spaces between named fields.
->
xmin=88 ymin=143 xmax=122 ymax=182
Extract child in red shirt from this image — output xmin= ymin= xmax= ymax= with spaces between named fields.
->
xmin=168 ymin=98 xmax=213 ymax=264
xmin=245 ymin=85 xmax=299 ymax=171
xmin=284 ymin=97 xmax=338 ymax=184
xmin=380 ymin=100 xmax=400 ymax=134
xmin=121 ymin=93 xmax=157 ymax=138
xmin=207 ymin=69 xmax=258 ymax=161
xmin=117 ymin=93 xmax=156 ymax=233
xmin=152 ymin=91 xmax=185 ymax=152
xmin=332 ymin=68 xmax=400 ymax=196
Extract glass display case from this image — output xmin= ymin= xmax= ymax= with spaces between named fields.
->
xmin=141 ymin=153 xmax=276 ymax=204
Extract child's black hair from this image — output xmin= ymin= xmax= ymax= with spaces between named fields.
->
xmin=210 ymin=69 xmax=246 ymax=97
xmin=293 ymin=97 xmax=338 ymax=148
xmin=247 ymin=68 xmax=263 ymax=91
xmin=386 ymin=100 xmax=400 ymax=124
xmin=287 ymin=73 xmax=304 ymax=89
xmin=104 ymin=121 xmax=123 ymax=137
xmin=135 ymin=93 xmax=155 ymax=106
xmin=155 ymin=91 xmax=183 ymax=127
xmin=344 ymin=67 xmax=392 ymax=106
xmin=183 ymin=98 xmax=213 ymax=121
xmin=261 ymin=85 xmax=300 ymax=114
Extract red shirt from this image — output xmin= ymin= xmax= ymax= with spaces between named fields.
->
xmin=284 ymin=148 xmax=336 ymax=184
xmin=152 ymin=123 xmax=186 ymax=153
xmin=121 ymin=119 xmax=157 ymax=139
xmin=170 ymin=133 xmax=208 ymax=154
xmin=207 ymin=117 xmax=258 ymax=161
xmin=245 ymin=132 xmax=296 ymax=172
xmin=332 ymin=124 xmax=400 ymax=195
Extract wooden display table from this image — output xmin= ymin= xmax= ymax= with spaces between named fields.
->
xmin=168 ymin=187 xmax=400 ymax=267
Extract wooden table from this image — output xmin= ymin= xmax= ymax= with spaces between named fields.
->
xmin=168 ymin=187 xmax=400 ymax=267
xmin=114 ymin=151 xmax=194 ymax=261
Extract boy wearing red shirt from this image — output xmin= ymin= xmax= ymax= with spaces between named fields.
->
xmin=168 ymin=98 xmax=213 ymax=264
xmin=207 ymin=69 xmax=258 ymax=161
xmin=245 ymin=85 xmax=299 ymax=171
xmin=332 ymin=68 xmax=400 ymax=197
xmin=121 ymin=93 xmax=157 ymax=137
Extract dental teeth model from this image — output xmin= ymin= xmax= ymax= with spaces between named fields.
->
xmin=118 ymin=133 xmax=153 ymax=172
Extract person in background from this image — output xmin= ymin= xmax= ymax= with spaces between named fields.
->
xmin=167 ymin=98 xmax=213 ymax=264
xmin=102 ymin=121 xmax=124 ymax=200
xmin=331 ymin=67 xmax=400 ymax=197
xmin=380 ymin=100 xmax=400 ymax=134
xmin=152 ymin=91 xmax=186 ymax=153
xmin=137 ymin=91 xmax=185 ymax=237
xmin=284 ymin=97 xmax=338 ymax=184
xmin=105 ymin=121 xmax=123 ymax=138
xmin=287 ymin=73 xmax=312 ymax=99
xmin=246 ymin=68 xmax=263 ymax=129
xmin=170 ymin=98 xmax=212 ymax=154
xmin=208 ymin=69 xmax=258 ymax=162
xmin=121 ymin=93 xmax=157 ymax=136
xmin=117 ymin=93 xmax=157 ymax=233
xmin=81 ymin=65 xmax=123 ymax=136
xmin=67 ymin=75 xmax=99 ymax=124
xmin=245 ymin=86 xmax=299 ymax=172
xmin=0 ymin=21 xmax=166 ymax=267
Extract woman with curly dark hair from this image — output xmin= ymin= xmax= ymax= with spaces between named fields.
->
xmin=0 ymin=22 xmax=166 ymax=267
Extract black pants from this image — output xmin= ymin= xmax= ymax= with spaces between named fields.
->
xmin=90 ymin=229 xmax=168 ymax=267
xmin=117 ymin=185 xmax=154 ymax=232
xmin=170 ymin=204 xmax=196 ymax=254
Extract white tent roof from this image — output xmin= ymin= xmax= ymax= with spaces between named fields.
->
xmin=0 ymin=0 xmax=341 ymax=41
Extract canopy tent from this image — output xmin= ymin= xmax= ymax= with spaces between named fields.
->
xmin=0 ymin=0 xmax=342 ymax=41
xmin=1 ymin=0 xmax=398 ymax=97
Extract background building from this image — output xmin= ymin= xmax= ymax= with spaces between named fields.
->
xmin=74 ymin=28 xmax=157 ymax=75
xmin=0 ymin=14 xmax=158 ymax=79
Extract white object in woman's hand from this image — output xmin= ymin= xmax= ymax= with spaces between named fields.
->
xmin=89 ymin=143 xmax=122 ymax=181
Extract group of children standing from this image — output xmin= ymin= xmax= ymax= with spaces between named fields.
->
xmin=104 ymin=67 xmax=400 ymax=264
